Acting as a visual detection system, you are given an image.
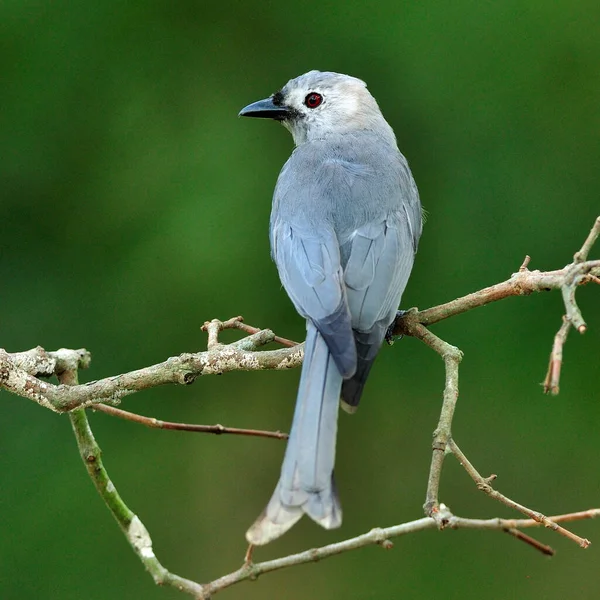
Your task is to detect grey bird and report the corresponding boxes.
[239,71,422,545]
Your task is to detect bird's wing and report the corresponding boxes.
[271,219,356,378]
[339,210,417,411]
[344,211,416,332]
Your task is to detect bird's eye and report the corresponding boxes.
[304,92,323,109]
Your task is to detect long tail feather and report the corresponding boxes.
[246,323,343,545]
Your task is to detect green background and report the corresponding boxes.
[1,1,599,598]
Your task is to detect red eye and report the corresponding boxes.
[304,92,323,108]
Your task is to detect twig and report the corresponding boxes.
[448,439,591,548]
[398,302,592,548]
[398,321,463,519]
[519,255,531,271]
[232,321,299,348]
[539,218,600,393]
[528,508,600,524]
[446,508,600,528]
[201,316,299,349]
[543,316,572,394]
[92,404,288,440]
[206,518,436,594]
[244,544,255,565]
[59,369,206,598]
[502,528,555,556]
[561,280,587,334]
[574,216,600,262]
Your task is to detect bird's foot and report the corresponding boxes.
[385,310,409,345]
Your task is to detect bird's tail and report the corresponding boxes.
[246,322,343,545]
[340,325,386,413]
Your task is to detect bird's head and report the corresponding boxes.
[239,70,395,145]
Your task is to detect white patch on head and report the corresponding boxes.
[277,71,395,146]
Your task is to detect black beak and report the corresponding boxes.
[238,97,290,120]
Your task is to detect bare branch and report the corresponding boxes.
[229,320,299,348]
[543,316,572,394]
[71,363,598,599]
[201,315,299,349]
[502,528,555,556]
[396,321,463,520]
[392,219,599,400]
[519,254,531,271]
[574,216,600,262]
[203,506,600,596]
[448,439,591,548]
[92,404,288,440]
[61,369,206,599]
[0,336,303,413]
[392,258,600,331]
[561,277,588,334]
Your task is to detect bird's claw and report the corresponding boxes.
[385,310,408,345]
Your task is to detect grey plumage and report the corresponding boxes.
[240,71,422,545]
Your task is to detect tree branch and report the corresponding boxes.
[392,258,600,331]
[203,506,600,597]
[2,217,599,598]
[92,403,288,440]
[543,316,572,394]
[574,215,600,263]
[64,357,599,598]
[61,369,206,598]
[0,326,304,412]
[448,439,591,548]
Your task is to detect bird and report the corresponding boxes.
[239,71,422,545]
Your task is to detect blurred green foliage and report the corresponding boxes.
[1,1,599,598]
